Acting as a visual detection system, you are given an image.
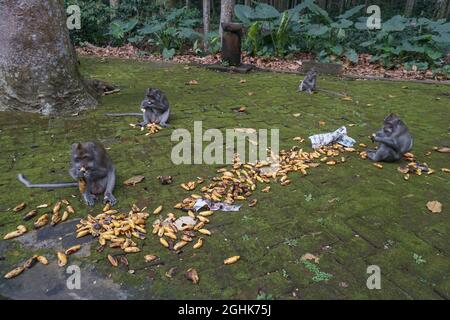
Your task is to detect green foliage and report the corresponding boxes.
[413,253,427,265]
[235,2,449,69]
[301,261,333,282]
[135,7,202,57]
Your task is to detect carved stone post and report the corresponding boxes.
[221,23,243,66]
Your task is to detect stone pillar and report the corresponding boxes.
[221,23,243,66]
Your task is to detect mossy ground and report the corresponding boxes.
[0,57,449,299]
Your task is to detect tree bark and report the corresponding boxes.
[404,0,415,17]
[220,0,235,40]
[245,0,252,6]
[203,0,211,51]
[110,0,120,19]
[0,0,97,115]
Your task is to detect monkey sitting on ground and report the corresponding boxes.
[18,141,116,206]
[105,88,170,127]
[298,68,318,94]
[367,113,413,162]
[298,67,347,97]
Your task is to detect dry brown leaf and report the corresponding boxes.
[186,268,199,284]
[426,201,442,213]
[187,80,198,85]
[436,147,450,153]
[123,175,145,186]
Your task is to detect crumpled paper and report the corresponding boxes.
[193,199,241,212]
[309,126,356,149]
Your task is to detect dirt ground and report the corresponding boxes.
[0,57,448,299]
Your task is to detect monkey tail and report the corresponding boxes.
[17,174,78,188]
[104,113,142,117]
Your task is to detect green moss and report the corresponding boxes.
[0,56,449,299]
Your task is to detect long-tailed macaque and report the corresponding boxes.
[367,114,413,162]
[105,88,170,127]
[298,68,318,94]
[18,142,116,206]
[298,68,347,97]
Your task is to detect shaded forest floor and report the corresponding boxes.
[77,43,450,81]
[0,57,449,299]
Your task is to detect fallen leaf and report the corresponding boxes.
[187,80,198,85]
[247,92,255,96]
[436,147,450,153]
[300,253,320,264]
[165,267,177,278]
[186,268,199,284]
[341,96,353,101]
[123,175,145,186]
[318,120,326,126]
[292,113,301,117]
[426,201,442,213]
[239,79,247,84]
[12,202,26,212]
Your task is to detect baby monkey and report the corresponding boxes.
[18,141,116,206]
[105,88,170,127]
[298,68,347,97]
[367,113,413,162]
[298,68,318,94]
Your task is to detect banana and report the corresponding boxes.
[193,238,203,249]
[124,247,140,253]
[78,178,86,193]
[224,256,240,265]
[198,229,211,236]
[57,252,68,267]
[36,256,49,265]
[107,254,118,267]
[4,266,25,279]
[34,214,49,229]
[153,205,163,215]
[198,210,214,217]
[65,245,81,255]
[61,211,70,222]
[160,237,169,248]
[173,241,188,251]
[144,254,158,262]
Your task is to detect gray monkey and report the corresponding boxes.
[298,68,317,94]
[105,88,170,128]
[367,114,413,162]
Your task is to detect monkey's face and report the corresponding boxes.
[71,144,95,179]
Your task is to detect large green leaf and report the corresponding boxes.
[162,48,175,60]
[331,19,353,29]
[345,49,358,63]
[306,24,329,36]
[432,32,450,43]
[382,15,407,32]
[338,5,365,20]
[254,3,280,20]
[234,4,255,24]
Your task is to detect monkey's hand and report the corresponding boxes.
[371,134,376,143]
[104,192,117,206]
[82,193,96,207]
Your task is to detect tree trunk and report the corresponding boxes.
[245,0,251,6]
[220,0,235,40]
[436,0,449,18]
[110,0,120,19]
[0,0,97,115]
[203,0,211,51]
[404,0,415,17]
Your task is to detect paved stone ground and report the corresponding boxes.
[0,57,448,299]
